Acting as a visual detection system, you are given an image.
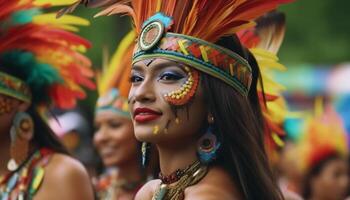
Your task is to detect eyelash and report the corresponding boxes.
[130,74,143,83]
[159,72,184,81]
[130,71,184,83]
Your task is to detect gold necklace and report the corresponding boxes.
[152,161,208,200]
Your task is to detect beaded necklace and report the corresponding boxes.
[0,148,53,200]
[95,171,144,200]
[152,161,208,200]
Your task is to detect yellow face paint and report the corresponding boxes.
[153,125,160,135]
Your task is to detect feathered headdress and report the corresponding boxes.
[61,0,293,96]
[0,0,95,109]
[287,98,349,173]
[298,107,348,173]
[95,30,136,117]
[238,11,288,155]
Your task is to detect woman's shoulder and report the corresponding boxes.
[185,166,243,200]
[135,179,161,200]
[45,153,87,176]
[34,153,94,200]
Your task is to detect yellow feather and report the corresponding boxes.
[156,0,162,12]
[314,96,324,117]
[272,133,285,147]
[99,30,136,95]
[34,0,77,6]
[251,48,278,61]
[33,13,90,26]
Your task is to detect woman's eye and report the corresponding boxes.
[159,72,184,81]
[108,121,121,129]
[130,74,143,83]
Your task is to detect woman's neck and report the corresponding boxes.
[156,139,198,175]
[116,159,143,183]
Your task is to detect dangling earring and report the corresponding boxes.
[141,142,151,168]
[197,114,221,164]
[7,112,34,171]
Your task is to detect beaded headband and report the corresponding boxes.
[0,71,31,103]
[96,88,129,117]
[133,13,253,96]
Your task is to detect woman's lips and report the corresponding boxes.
[133,107,162,123]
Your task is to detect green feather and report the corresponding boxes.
[11,8,41,25]
[0,50,62,105]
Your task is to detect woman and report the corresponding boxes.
[87,1,294,199]
[65,0,294,199]
[0,0,95,199]
[93,31,148,199]
[299,108,349,200]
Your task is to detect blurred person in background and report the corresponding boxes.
[298,106,349,200]
[0,0,95,199]
[278,141,304,200]
[93,31,150,200]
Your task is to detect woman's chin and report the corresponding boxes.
[102,159,119,167]
[134,127,162,142]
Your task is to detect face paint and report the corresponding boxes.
[129,59,207,142]
[164,67,199,106]
[143,58,156,67]
[153,125,160,135]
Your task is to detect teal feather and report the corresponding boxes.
[11,8,41,25]
[142,12,173,28]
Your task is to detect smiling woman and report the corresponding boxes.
[130,59,206,144]
[71,0,294,199]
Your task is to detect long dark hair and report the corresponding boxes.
[200,35,283,200]
[0,65,69,155]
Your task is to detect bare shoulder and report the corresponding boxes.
[185,167,242,200]
[34,153,94,200]
[135,179,161,200]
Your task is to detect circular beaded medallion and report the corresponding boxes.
[139,21,164,51]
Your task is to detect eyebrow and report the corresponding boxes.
[132,60,187,73]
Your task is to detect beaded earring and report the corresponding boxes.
[7,112,34,171]
[141,142,151,168]
[197,114,221,164]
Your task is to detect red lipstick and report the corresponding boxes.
[133,107,162,123]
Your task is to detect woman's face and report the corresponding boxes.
[128,58,207,146]
[311,158,349,200]
[94,111,138,167]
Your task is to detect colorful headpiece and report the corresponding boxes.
[286,98,349,173]
[238,12,289,154]
[0,0,95,109]
[298,107,348,172]
[96,31,136,117]
[91,0,293,96]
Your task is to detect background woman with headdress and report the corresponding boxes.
[62,0,294,199]
[297,104,349,200]
[93,31,150,200]
[0,0,95,199]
